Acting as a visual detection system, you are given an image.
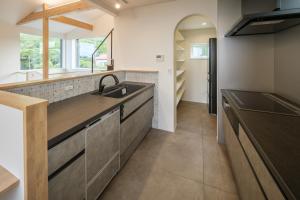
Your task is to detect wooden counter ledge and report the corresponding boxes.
[0,165,19,195]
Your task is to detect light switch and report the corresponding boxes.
[156,55,164,63]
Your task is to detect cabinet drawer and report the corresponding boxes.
[121,98,153,154]
[239,126,285,200]
[87,153,119,200]
[121,98,153,166]
[49,153,85,200]
[223,110,265,200]
[122,87,154,119]
[86,109,120,183]
[48,130,85,176]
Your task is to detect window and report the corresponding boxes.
[190,43,209,59]
[76,38,107,70]
[20,33,63,70]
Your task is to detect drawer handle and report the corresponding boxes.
[48,149,85,181]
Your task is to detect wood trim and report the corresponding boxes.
[0,166,19,195]
[0,91,48,199]
[43,4,49,80]
[0,90,48,110]
[23,101,48,200]
[17,1,91,25]
[51,16,93,31]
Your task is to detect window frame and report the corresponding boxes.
[75,37,108,71]
[20,33,64,71]
[190,43,209,60]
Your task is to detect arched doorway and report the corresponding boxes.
[173,14,217,129]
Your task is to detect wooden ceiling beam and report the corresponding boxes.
[51,16,93,31]
[17,1,91,25]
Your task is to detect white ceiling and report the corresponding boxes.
[0,0,175,34]
[22,9,106,34]
[178,15,215,30]
[0,0,106,34]
[91,0,175,11]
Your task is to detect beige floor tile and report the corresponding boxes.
[100,101,239,200]
[204,185,239,200]
[203,135,237,193]
[154,141,204,183]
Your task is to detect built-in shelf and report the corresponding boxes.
[176,70,184,77]
[176,78,185,91]
[175,29,185,107]
[176,45,184,51]
[175,30,184,42]
[176,86,185,106]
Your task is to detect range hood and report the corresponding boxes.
[226,0,300,37]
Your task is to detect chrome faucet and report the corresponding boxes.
[98,74,120,94]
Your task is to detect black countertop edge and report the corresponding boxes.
[221,89,296,200]
[48,82,155,149]
[47,105,120,149]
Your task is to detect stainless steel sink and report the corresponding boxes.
[92,83,145,98]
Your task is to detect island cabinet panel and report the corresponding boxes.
[86,109,120,200]
[121,98,154,166]
[49,154,85,200]
[48,130,85,175]
[223,110,265,200]
[48,129,86,200]
[239,126,285,200]
[122,87,154,119]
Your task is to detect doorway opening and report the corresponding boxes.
[174,15,217,129]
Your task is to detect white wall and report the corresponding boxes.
[0,20,22,79]
[65,14,114,40]
[274,25,300,104]
[217,0,275,142]
[181,28,216,103]
[114,0,218,132]
[0,105,24,200]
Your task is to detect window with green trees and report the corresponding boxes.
[20,33,62,70]
[76,38,107,70]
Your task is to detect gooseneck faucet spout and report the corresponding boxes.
[98,74,120,94]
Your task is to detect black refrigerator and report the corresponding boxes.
[208,38,217,115]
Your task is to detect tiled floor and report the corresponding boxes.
[100,101,239,200]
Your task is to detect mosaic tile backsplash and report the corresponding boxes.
[7,71,159,128]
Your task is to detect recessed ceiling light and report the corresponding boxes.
[202,22,207,26]
[115,3,121,9]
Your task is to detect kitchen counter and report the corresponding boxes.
[222,90,300,200]
[48,82,154,149]
[0,166,19,195]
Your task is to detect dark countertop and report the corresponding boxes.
[222,90,300,200]
[48,82,154,149]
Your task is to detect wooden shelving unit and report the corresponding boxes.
[175,30,186,106]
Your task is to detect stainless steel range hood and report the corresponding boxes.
[225,0,300,37]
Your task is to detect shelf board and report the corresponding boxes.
[176,87,185,106]
[176,45,184,51]
[176,60,185,62]
[175,30,185,41]
[176,78,185,91]
[176,70,184,77]
[0,166,19,195]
